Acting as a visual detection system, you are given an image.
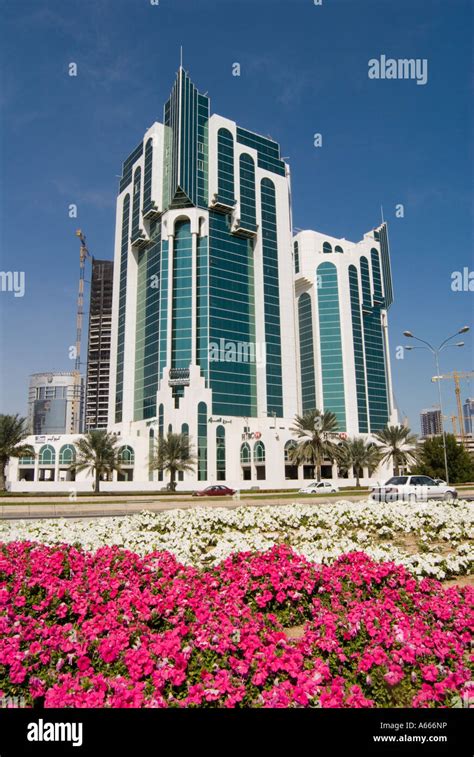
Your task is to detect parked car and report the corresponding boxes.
[192,485,236,497]
[370,475,458,503]
[298,481,339,495]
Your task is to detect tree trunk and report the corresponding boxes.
[356,471,360,488]
[169,468,176,492]
[94,470,101,494]
[0,463,6,492]
[316,463,321,483]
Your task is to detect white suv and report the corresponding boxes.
[299,481,339,495]
[371,475,458,503]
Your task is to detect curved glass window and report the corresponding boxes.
[261,177,283,416]
[39,445,55,465]
[371,248,384,303]
[217,128,235,206]
[171,220,192,368]
[19,446,35,465]
[181,423,189,436]
[240,442,251,464]
[334,245,344,254]
[118,445,135,465]
[284,440,297,463]
[322,241,332,254]
[254,440,266,463]
[239,154,257,231]
[115,193,130,422]
[317,262,346,429]
[59,445,76,465]
[349,265,368,433]
[298,292,316,414]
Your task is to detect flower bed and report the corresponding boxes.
[0,542,472,708]
[1,500,472,579]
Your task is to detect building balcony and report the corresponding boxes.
[143,202,160,220]
[130,228,148,249]
[210,193,235,214]
[231,218,258,239]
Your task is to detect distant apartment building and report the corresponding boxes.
[85,259,113,431]
[28,372,84,436]
[420,408,442,438]
[463,398,474,435]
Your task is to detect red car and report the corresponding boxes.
[192,485,236,497]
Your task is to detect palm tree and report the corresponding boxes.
[151,432,196,492]
[0,414,32,492]
[372,425,418,477]
[70,430,122,493]
[336,437,382,488]
[289,409,340,482]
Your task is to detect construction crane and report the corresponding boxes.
[72,230,91,433]
[432,371,474,448]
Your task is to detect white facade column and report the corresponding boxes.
[166,233,174,368]
[191,231,198,365]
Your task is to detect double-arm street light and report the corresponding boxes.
[403,326,470,485]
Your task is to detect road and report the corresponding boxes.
[0,489,473,520]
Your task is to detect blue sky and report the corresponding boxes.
[0,0,472,432]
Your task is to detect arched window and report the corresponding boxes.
[59,445,76,466]
[158,404,164,437]
[118,445,135,465]
[239,153,257,231]
[334,245,344,254]
[240,442,251,465]
[216,425,226,481]
[284,440,297,463]
[181,423,189,436]
[254,441,266,464]
[39,445,55,465]
[19,447,35,465]
[322,241,332,254]
[197,402,208,481]
[217,128,235,206]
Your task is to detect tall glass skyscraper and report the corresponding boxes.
[294,224,397,435]
[10,67,399,492]
[108,66,299,482]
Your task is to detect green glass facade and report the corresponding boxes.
[239,154,257,233]
[298,292,316,413]
[171,220,193,369]
[134,219,161,420]
[115,193,130,422]
[217,128,235,207]
[196,234,209,382]
[360,256,389,431]
[208,211,257,417]
[317,261,346,429]
[261,178,283,416]
[348,264,368,433]
[236,128,286,176]
[374,223,393,307]
[163,68,209,210]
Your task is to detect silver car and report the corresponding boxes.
[371,475,458,503]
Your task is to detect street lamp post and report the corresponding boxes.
[403,326,469,485]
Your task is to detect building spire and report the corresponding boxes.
[180,45,183,69]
